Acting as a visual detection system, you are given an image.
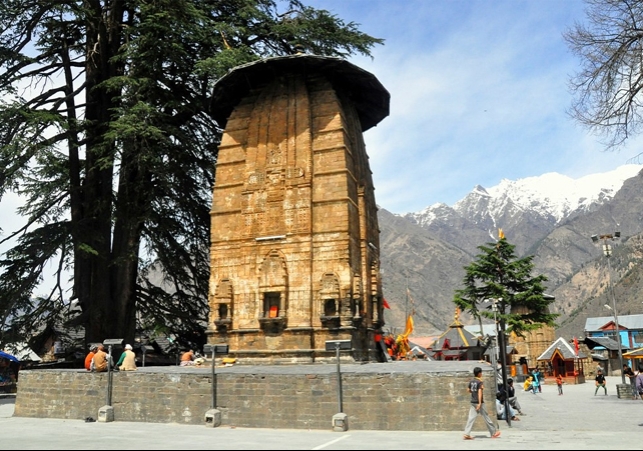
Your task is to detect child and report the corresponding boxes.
[556,374,563,395]
[531,371,540,394]
[463,366,501,440]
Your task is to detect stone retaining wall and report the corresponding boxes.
[13,362,498,431]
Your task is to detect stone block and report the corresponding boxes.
[204,408,222,427]
[332,412,348,432]
[97,405,114,423]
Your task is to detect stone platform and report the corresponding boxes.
[13,360,498,431]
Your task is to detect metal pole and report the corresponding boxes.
[489,335,498,397]
[606,251,626,384]
[211,348,217,409]
[142,348,146,368]
[106,345,113,406]
[336,343,343,413]
[492,305,498,396]
[497,303,511,427]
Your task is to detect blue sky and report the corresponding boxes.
[305,0,643,214]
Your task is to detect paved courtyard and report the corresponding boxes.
[1,375,641,449]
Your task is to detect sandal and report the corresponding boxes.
[511,416,520,421]
[492,431,501,438]
[463,435,474,440]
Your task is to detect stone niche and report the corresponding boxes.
[206,54,390,364]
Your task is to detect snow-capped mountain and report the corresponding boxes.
[409,164,642,226]
[401,164,643,255]
[378,164,643,337]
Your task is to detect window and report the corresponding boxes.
[324,299,337,316]
[264,292,280,318]
[218,304,228,320]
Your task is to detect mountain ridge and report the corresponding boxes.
[379,164,643,338]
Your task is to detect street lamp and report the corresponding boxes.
[591,232,626,385]
[482,299,500,394]
[485,298,511,426]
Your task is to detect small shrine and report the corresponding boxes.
[536,337,586,384]
[431,309,486,361]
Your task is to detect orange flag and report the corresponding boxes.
[403,315,414,338]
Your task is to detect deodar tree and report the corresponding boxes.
[453,235,558,339]
[0,0,383,349]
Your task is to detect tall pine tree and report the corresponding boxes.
[0,0,383,350]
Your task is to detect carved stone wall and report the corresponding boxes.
[207,56,389,363]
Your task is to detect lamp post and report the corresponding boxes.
[591,232,626,385]
[482,298,500,397]
[495,300,512,426]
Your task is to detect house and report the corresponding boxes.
[537,337,587,384]
[584,314,643,375]
[583,335,630,376]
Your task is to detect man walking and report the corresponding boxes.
[463,366,501,440]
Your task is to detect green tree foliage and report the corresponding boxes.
[565,0,643,156]
[453,237,558,338]
[0,0,383,349]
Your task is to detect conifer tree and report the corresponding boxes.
[454,233,558,421]
[453,235,558,339]
[0,0,383,349]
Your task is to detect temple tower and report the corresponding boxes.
[206,54,390,363]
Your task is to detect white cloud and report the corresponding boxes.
[306,0,640,214]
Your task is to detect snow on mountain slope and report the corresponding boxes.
[476,164,643,222]
[412,164,643,225]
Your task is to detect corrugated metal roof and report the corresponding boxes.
[583,336,630,351]
[463,324,497,337]
[584,314,643,332]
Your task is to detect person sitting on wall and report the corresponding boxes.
[180,349,196,366]
[91,345,108,372]
[84,345,97,371]
[116,344,137,371]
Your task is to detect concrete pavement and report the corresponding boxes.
[1,375,641,449]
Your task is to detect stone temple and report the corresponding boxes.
[206,54,390,364]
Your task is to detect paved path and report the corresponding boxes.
[1,376,641,449]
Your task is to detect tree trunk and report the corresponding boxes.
[80,0,126,344]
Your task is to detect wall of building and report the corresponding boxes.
[14,363,498,431]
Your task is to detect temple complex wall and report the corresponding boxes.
[13,362,496,431]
